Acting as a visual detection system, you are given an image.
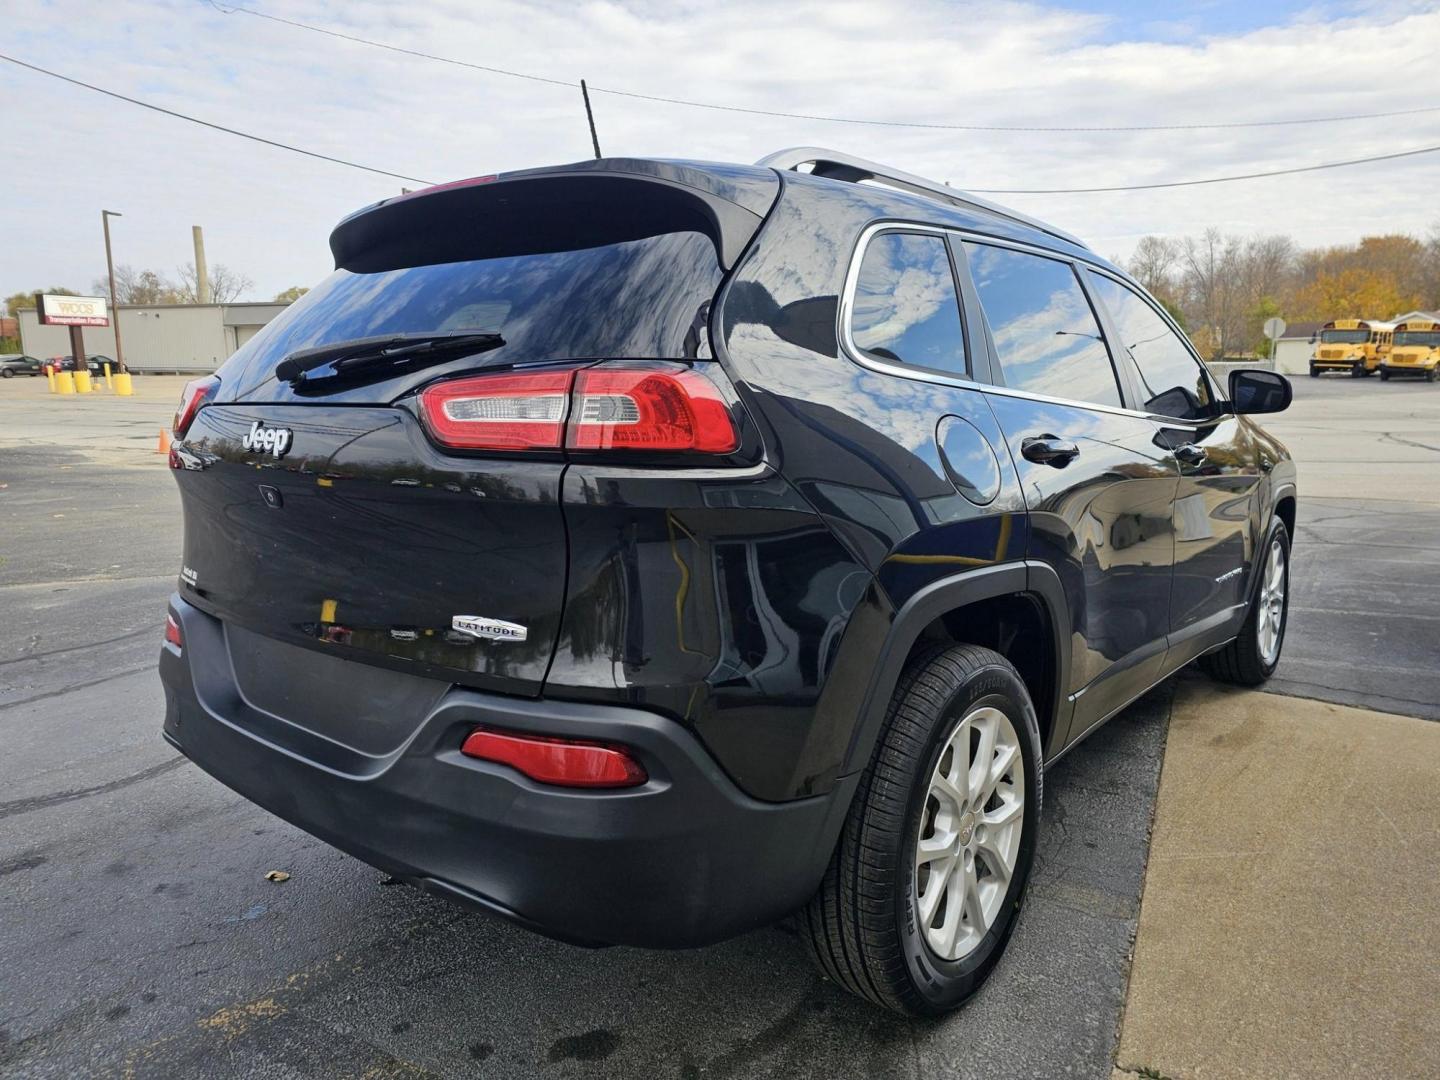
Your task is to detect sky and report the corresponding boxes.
[3,0,1439,305]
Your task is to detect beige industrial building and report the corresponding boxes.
[18,301,289,373]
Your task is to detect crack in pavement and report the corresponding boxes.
[0,664,155,710]
[0,755,188,820]
[0,625,158,666]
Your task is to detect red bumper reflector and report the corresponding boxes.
[460,728,647,788]
[164,613,183,649]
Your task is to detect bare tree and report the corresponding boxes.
[1180,229,1246,359]
[93,265,183,305]
[1128,236,1180,301]
[176,262,254,304]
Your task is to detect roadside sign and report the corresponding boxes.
[1263,316,1287,341]
[36,294,109,327]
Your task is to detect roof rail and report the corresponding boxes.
[755,147,1088,250]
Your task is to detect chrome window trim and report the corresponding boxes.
[837,222,976,389]
[837,221,1225,427]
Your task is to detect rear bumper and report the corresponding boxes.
[1380,364,1435,376]
[159,594,854,948]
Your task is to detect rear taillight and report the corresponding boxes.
[569,368,739,453]
[173,375,220,436]
[418,370,572,450]
[416,364,740,455]
[460,728,647,788]
[164,613,183,651]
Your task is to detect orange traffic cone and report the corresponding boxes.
[156,427,172,455]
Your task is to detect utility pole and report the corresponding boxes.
[192,225,211,304]
[580,79,602,159]
[101,210,126,373]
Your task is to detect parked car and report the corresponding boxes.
[0,354,44,377]
[159,149,1297,1016]
[50,354,117,374]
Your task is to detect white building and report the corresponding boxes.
[1272,321,1323,376]
[18,301,288,373]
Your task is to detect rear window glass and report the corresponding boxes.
[224,231,722,378]
[850,232,967,376]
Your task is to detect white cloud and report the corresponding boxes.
[3,0,1439,303]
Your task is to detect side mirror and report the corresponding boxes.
[1229,369,1291,415]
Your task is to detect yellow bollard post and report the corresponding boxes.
[114,371,134,396]
[103,362,113,389]
[75,370,93,393]
[46,366,56,393]
[56,370,76,394]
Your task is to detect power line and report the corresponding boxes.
[0,53,434,185]
[209,0,1440,134]
[4,49,1437,196]
[971,143,1440,193]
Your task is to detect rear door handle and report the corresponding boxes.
[1174,443,1208,467]
[1021,434,1080,466]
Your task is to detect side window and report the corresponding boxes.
[1085,271,1214,421]
[850,232,967,376]
[963,242,1121,408]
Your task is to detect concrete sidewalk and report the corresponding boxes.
[1114,680,1440,1079]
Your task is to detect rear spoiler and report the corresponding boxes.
[330,158,780,274]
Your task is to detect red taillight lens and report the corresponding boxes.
[568,368,739,453]
[164,613,183,650]
[418,370,574,450]
[173,375,220,436]
[460,728,647,788]
[417,364,740,455]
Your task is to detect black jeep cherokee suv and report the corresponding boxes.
[159,148,1296,1015]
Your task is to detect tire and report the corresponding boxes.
[1380,369,1391,381]
[1200,520,1290,686]
[801,644,1042,1016]
[1,369,12,378]
[1308,366,1319,378]
[1350,364,1364,378]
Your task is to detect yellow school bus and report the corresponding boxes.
[1309,319,1394,377]
[1381,320,1440,382]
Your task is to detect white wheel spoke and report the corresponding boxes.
[977,838,1013,888]
[917,855,954,927]
[984,743,1019,801]
[938,861,967,954]
[916,833,953,868]
[932,770,967,812]
[983,795,1023,829]
[967,714,998,804]
[960,855,985,933]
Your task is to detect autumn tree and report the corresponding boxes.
[273,286,309,303]
[1289,268,1422,324]
[5,287,77,316]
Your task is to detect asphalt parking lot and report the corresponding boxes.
[2,373,1437,1078]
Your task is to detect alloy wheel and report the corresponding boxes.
[1257,537,1287,666]
[914,705,1025,961]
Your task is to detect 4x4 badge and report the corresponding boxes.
[452,615,528,643]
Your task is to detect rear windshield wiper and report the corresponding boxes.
[275,331,505,389]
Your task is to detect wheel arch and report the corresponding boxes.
[839,561,1073,778]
